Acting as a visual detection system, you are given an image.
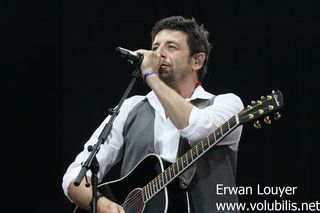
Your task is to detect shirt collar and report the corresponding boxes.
[187,85,214,101]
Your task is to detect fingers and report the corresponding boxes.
[97,197,125,213]
[119,206,125,213]
[135,49,148,55]
[135,49,163,73]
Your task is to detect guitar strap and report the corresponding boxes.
[177,96,216,189]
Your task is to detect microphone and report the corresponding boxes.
[115,47,143,64]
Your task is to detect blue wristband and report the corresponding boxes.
[143,71,156,80]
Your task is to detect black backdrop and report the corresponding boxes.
[2,0,319,212]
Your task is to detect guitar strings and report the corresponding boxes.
[120,116,236,211]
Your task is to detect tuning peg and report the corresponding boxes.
[254,120,261,129]
[267,95,273,100]
[264,116,272,125]
[272,90,275,94]
[268,105,274,111]
[258,109,264,115]
[249,114,254,119]
[257,100,262,105]
[251,100,256,105]
[274,112,281,120]
[247,105,253,109]
[260,96,265,100]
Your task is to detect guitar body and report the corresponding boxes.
[75,154,180,213]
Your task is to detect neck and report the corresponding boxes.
[171,78,198,99]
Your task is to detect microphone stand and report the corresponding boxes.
[74,55,143,213]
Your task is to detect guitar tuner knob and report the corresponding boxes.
[258,109,264,115]
[268,105,274,110]
[274,112,281,120]
[254,120,262,129]
[260,96,265,100]
[267,95,273,100]
[249,114,254,119]
[251,100,256,105]
[247,105,253,109]
[264,116,272,125]
[257,100,262,105]
[272,90,275,94]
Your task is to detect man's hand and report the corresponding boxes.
[97,197,125,213]
[135,49,163,75]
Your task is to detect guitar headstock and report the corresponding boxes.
[238,90,284,128]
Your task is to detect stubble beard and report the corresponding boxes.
[159,68,189,90]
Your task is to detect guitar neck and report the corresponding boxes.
[142,115,240,202]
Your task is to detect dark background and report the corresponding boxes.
[1,0,319,212]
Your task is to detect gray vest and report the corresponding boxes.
[121,97,239,213]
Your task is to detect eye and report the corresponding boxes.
[168,45,177,50]
[152,46,158,51]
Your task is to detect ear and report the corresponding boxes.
[192,52,205,71]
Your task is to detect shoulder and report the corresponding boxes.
[123,95,146,107]
[215,93,242,102]
[214,93,244,110]
[119,95,146,112]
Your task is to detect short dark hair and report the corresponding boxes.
[151,16,212,81]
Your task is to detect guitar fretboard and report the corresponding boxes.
[142,115,239,202]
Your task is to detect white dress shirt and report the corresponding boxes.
[62,86,243,198]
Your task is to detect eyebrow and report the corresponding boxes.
[152,40,180,48]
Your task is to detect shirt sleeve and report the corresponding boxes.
[180,93,244,148]
[62,96,145,199]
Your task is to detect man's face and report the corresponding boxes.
[152,29,193,87]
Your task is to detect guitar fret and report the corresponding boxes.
[147,183,151,199]
[142,186,147,201]
[171,164,175,176]
[158,176,161,190]
[175,162,179,174]
[156,176,161,190]
[149,182,152,198]
[203,137,209,149]
[201,140,204,153]
[195,144,200,156]
[213,130,217,142]
[181,157,185,170]
[215,127,222,140]
[189,148,193,160]
[232,116,236,126]
[209,133,215,145]
[149,183,152,198]
[182,155,187,168]
[145,188,148,201]
[222,122,229,135]
[164,170,168,184]
[191,146,197,159]
[159,173,163,188]
[150,181,154,195]
[169,165,173,179]
[145,184,148,200]
[177,158,182,172]
[187,151,192,163]
[153,180,157,193]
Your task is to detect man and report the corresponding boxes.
[63,16,243,213]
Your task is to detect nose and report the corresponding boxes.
[155,46,167,59]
